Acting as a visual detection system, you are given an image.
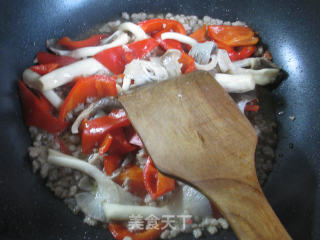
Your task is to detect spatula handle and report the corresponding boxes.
[198,179,292,240]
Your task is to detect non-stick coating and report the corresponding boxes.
[0,0,319,239]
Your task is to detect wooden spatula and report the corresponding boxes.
[119,71,291,240]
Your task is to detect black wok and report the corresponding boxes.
[0,0,319,239]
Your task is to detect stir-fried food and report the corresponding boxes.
[21,12,280,239]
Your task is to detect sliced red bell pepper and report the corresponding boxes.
[59,75,117,121]
[57,34,107,50]
[54,136,71,155]
[108,128,137,156]
[216,42,256,61]
[36,51,78,67]
[143,157,175,200]
[104,155,123,175]
[208,25,259,47]
[99,133,113,156]
[179,52,196,74]
[113,164,147,198]
[94,38,159,74]
[81,109,131,154]
[189,24,207,42]
[244,104,260,112]
[109,222,163,240]
[124,125,144,148]
[138,19,186,35]
[30,63,59,75]
[18,81,67,134]
[228,46,256,61]
[244,99,260,112]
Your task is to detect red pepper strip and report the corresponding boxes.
[244,99,260,112]
[54,136,71,155]
[179,52,196,74]
[143,157,175,200]
[94,38,159,74]
[216,42,256,61]
[189,24,207,42]
[36,51,78,67]
[18,81,67,134]
[57,34,107,50]
[113,164,147,198]
[109,222,163,240]
[244,104,260,112]
[98,133,113,156]
[59,75,117,121]
[138,19,186,35]
[30,63,59,75]
[104,155,123,175]
[81,109,131,154]
[152,29,184,52]
[207,25,259,47]
[124,125,144,148]
[228,46,256,61]
[108,128,137,156]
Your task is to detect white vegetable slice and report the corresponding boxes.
[189,41,216,64]
[161,32,198,47]
[41,90,63,108]
[71,97,121,134]
[213,73,255,93]
[104,184,214,221]
[104,204,170,221]
[160,49,182,78]
[175,184,213,218]
[22,69,63,108]
[217,49,233,73]
[75,192,106,221]
[195,57,218,71]
[230,68,280,86]
[118,22,149,41]
[122,59,168,91]
[47,32,130,58]
[47,149,140,205]
[38,58,110,91]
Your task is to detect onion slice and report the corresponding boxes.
[161,32,198,47]
[71,97,122,134]
[118,22,148,41]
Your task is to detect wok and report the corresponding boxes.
[0,0,319,239]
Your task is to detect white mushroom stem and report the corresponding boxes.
[213,73,255,93]
[230,68,280,86]
[48,149,109,184]
[38,58,110,91]
[42,90,63,108]
[161,32,198,47]
[22,69,63,108]
[103,204,170,221]
[48,149,140,205]
[118,22,149,41]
